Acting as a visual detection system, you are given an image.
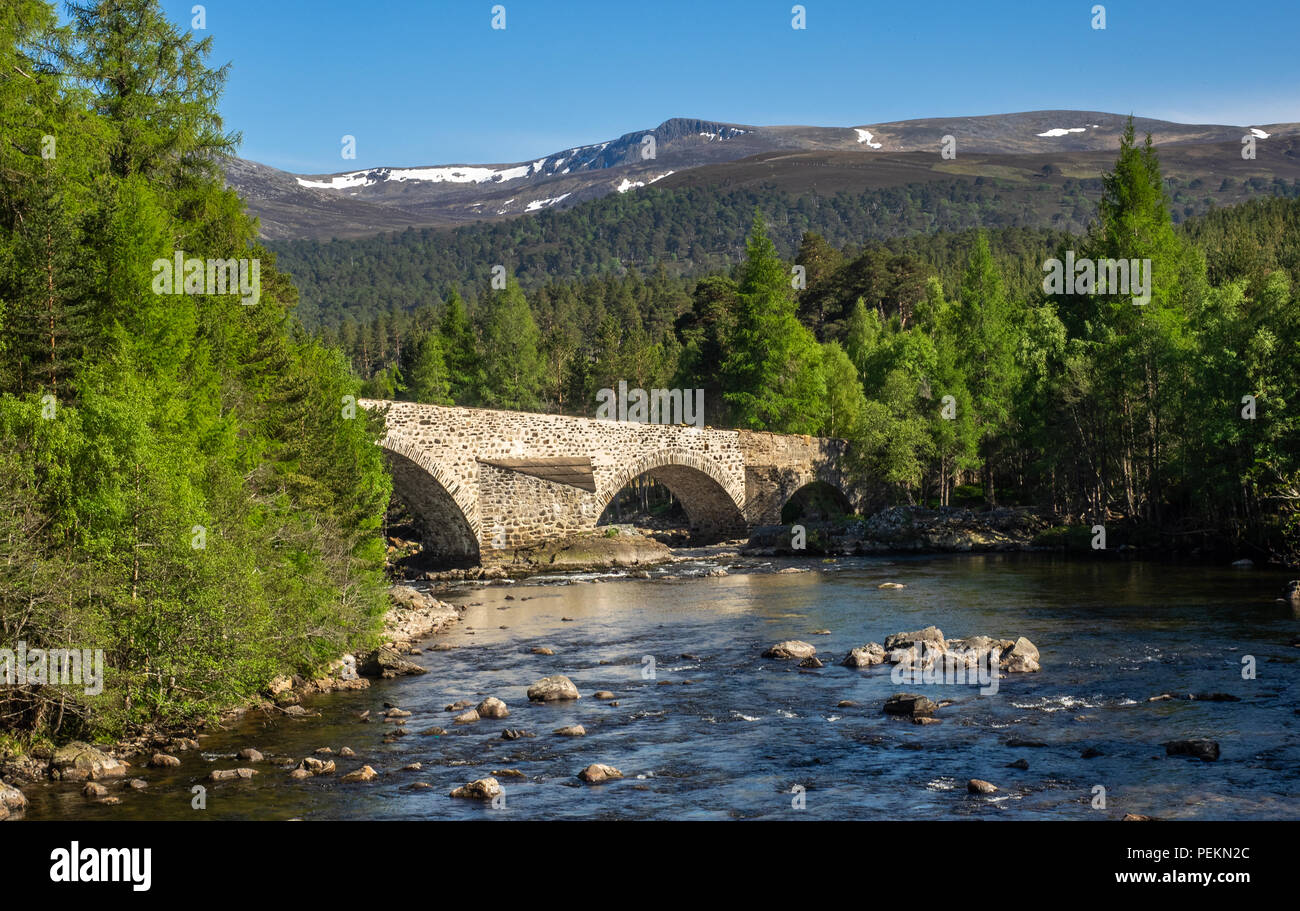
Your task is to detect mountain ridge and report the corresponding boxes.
[227,111,1298,241]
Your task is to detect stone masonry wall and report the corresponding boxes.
[361,400,848,560]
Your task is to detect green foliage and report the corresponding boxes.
[721,214,826,434]
[478,279,546,410]
[0,0,390,740]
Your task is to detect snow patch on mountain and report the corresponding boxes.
[297,163,534,190]
[697,128,748,142]
[616,171,676,193]
[1036,127,1088,137]
[525,193,571,212]
[1249,127,1270,138]
[854,128,882,149]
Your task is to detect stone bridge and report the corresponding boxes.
[360,400,851,563]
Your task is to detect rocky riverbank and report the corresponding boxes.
[746,506,1048,556]
[0,584,462,818]
[482,525,674,572]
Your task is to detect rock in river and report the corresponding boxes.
[842,642,888,668]
[450,777,502,800]
[883,693,937,719]
[578,763,623,784]
[762,640,817,660]
[341,765,378,782]
[50,742,127,781]
[0,780,28,820]
[967,779,999,794]
[527,675,581,702]
[1165,739,1220,762]
[883,626,945,651]
[999,637,1041,673]
[476,697,509,719]
[359,647,427,679]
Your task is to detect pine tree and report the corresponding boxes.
[438,291,480,404]
[722,214,825,434]
[479,279,545,411]
[952,232,1020,505]
[400,329,452,404]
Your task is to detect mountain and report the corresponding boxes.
[227,111,1299,241]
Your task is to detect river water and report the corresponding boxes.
[20,553,1300,820]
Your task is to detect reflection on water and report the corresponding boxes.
[20,553,1300,820]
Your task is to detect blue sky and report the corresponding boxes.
[152,0,1300,173]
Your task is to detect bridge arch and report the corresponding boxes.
[597,448,747,539]
[381,438,480,562]
[780,479,853,523]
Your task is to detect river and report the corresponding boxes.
[19,553,1300,820]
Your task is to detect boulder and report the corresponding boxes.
[449,777,502,800]
[883,626,945,651]
[1284,580,1300,604]
[476,697,509,719]
[502,729,535,740]
[798,656,824,668]
[358,647,427,679]
[50,742,127,781]
[842,642,888,668]
[877,582,907,590]
[527,675,581,702]
[0,780,28,820]
[453,709,480,724]
[577,763,623,784]
[82,782,110,799]
[1164,739,1220,762]
[297,757,335,776]
[762,640,817,660]
[553,724,586,737]
[1000,637,1041,673]
[945,636,1011,667]
[341,765,378,782]
[208,768,257,782]
[592,690,615,700]
[267,675,294,696]
[148,753,181,769]
[967,779,998,794]
[883,693,937,718]
[236,748,263,762]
